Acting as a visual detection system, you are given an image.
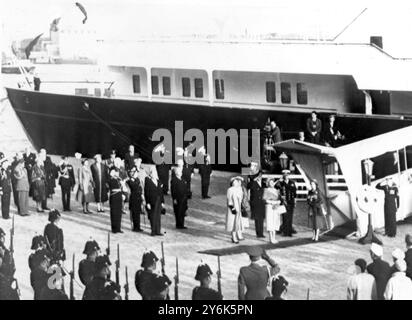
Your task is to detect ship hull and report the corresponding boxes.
[5,88,412,169]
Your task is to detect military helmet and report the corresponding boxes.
[141,250,159,268]
[48,209,61,222]
[83,240,100,255]
[31,235,46,250]
[195,263,213,281]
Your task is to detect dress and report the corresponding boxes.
[31,164,46,202]
[307,189,325,230]
[263,187,281,232]
[91,163,109,203]
[226,185,244,232]
[76,166,95,204]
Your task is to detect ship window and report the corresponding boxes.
[194,78,203,98]
[297,83,308,105]
[94,88,101,97]
[182,77,191,97]
[162,77,171,96]
[132,75,141,94]
[75,88,88,96]
[281,82,291,104]
[151,76,159,95]
[215,79,224,99]
[266,81,276,103]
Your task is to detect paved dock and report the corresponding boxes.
[1,96,412,300]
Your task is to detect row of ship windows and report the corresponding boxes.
[132,75,306,104]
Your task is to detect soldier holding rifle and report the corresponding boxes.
[192,262,223,300]
[0,227,19,300]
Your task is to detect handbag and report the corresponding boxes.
[277,205,287,215]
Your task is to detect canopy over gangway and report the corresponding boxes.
[274,125,412,235]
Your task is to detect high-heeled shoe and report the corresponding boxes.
[231,238,239,244]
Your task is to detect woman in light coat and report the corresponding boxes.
[226,176,244,244]
[76,159,95,214]
[263,178,282,244]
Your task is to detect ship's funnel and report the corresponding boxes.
[370,36,383,49]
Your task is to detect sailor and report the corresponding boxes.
[135,250,171,300]
[58,156,75,212]
[28,235,48,271]
[79,239,100,286]
[367,243,391,300]
[0,158,12,219]
[171,167,188,229]
[44,209,66,264]
[249,170,266,238]
[376,177,399,237]
[127,167,144,232]
[83,256,121,300]
[306,111,322,144]
[192,263,223,300]
[198,149,213,199]
[30,251,50,300]
[108,167,124,233]
[155,144,171,195]
[275,170,297,237]
[144,166,165,236]
[238,247,280,300]
[124,145,139,172]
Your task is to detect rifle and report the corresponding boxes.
[9,214,20,299]
[161,241,165,275]
[70,254,75,300]
[106,232,110,257]
[115,243,120,287]
[124,266,129,301]
[307,288,310,300]
[217,256,222,296]
[174,257,179,300]
[10,214,14,261]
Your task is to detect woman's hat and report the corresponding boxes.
[230,176,244,184]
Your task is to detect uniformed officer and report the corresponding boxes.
[28,235,48,271]
[155,144,171,195]
[83,255,121,300]
[108,167,124,234]
[0,228,19,300]
[376,177,400,237]
[0,158,12,219]
[192,263,223,300]
[238,247,280,300]
[58,156,75,212]
[198,152,213,199]
[127,167,144,232]
[44,209,66,264]
[144,167,165,236]
[171,167,188,229]
[135,250,171,300]
[275,170,297,237]
[79,239,100,286]
[30,251,50,300]
[0,228,15,279]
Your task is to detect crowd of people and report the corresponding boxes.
[347,240,412,300]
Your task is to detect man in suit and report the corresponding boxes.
[367,243,391,300]
[155,144,171,196]
[91,154,109,213]
[405,234,412,279]
[171,167,188,229]
[249,171,265,238]
[144,166,164,236]
[58,156,75,212]
[238,247,280,300]
[198,153,212,199]
[124,145,139,172]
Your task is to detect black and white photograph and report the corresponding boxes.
[2,0,412,305]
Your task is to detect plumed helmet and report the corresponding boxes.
[48,209,61,222]
[141,250,159,268]
[31,235,46,250]
[83,240,100,255]
[195,263,213,281]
